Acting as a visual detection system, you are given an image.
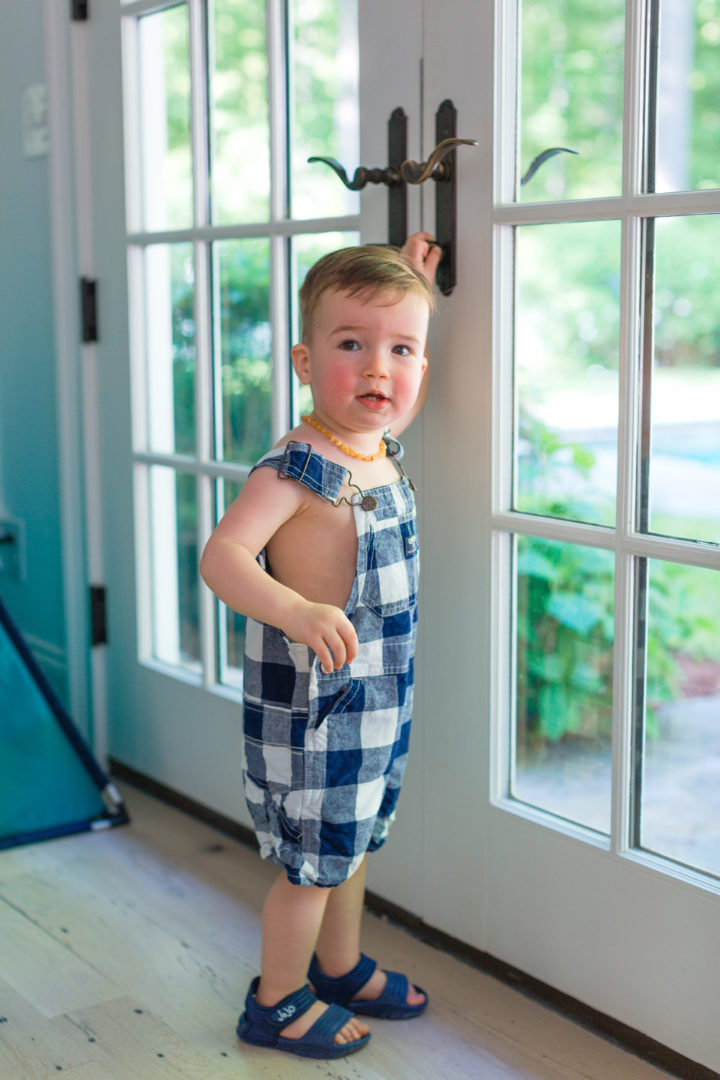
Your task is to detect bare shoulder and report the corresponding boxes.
[209,460,311,557]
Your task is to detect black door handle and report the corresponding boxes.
[307,100,478,295]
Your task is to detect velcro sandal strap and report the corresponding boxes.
[266,984,316,1027]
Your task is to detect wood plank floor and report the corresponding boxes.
[0,783,675,1080]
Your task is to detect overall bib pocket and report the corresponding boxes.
[361,516,419,618]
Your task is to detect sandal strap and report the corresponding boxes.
[301,1001,357,1044]
[250,979,317,1028]
[309,952,377,1002]
[382,969,410,1002]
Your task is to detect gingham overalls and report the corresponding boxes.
[241,438,419,887]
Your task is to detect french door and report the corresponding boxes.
[82,0,719,1070]
[411,0,719,1072]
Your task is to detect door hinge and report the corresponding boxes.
[90,585,108,646]
[80,277,99,343]
[71,0,89,21]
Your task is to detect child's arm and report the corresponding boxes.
[389,232,440,436]
[199,467,358,673]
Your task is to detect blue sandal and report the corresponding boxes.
[236,977,370,1059]
[309,953,428,1020]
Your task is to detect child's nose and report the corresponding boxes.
[364,349,389,378]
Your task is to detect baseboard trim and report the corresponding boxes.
[110,759,718,1080]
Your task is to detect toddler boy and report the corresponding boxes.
[200,233,440,1058]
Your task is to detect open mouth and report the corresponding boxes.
[360,392,388,402]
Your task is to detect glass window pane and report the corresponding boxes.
[647,216,720,544]
[291,0,359,218]
[514,221,621,526]
[214,238,272,464]
[148,468,200,672]
[291,231,359,417]
[654,1,720,193]
[144,244,196,456]
[519,0,625,201]
[138,5,193,231]
[218,479,247,690]
[638,559,720,877]
[210,0,270,224]
[514,536,615,833]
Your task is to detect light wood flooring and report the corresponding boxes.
[0,782,676,1080]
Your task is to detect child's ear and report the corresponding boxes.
[291,343,311,385]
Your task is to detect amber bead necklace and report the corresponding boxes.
[301,414,387,462]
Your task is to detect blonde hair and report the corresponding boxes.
[299,244,435,342]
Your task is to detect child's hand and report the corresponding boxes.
[282,600,359,674]
[403,231,442,286]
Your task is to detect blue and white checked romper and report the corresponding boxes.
[241,438,419,887]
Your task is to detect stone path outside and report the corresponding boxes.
[514,691,720,880]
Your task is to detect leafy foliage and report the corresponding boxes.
[521,0,625,200]
[517,428,719,746]
[517,532,614,748]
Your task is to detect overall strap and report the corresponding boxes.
[251,442,349,505]
[382,433,415,488]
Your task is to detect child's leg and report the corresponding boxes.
[314,856,425,1007]
[314,854,368,974]
[255,870,370,1044]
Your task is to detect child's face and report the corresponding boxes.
[291,288,429,433]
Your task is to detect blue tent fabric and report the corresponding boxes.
[0,594,128,850]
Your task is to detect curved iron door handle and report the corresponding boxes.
[401,137,478,184]
[307,156,402,190]
[306,102,479,295]
[307,107,408,247]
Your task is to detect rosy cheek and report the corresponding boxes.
[325,367,357,398]
[395,370,423,407]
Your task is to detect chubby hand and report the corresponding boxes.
[282,600,359,674]
[403,231,443,286]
